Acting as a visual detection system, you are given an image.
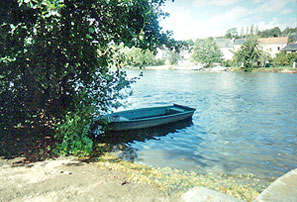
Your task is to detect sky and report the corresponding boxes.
[160,0,297,40]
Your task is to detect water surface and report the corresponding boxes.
[114,70,297,180]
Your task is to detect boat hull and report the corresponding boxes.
[107,104,195,131]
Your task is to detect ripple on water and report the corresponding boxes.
[116,70,297,182]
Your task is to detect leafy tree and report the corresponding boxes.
[240,27,244,37]
[123,46,163,68]
[273,52,289,66]
[255,25,259,35]
[0,0,172,155]
[281,27,297,43]
[167,49,180,65]
[191,37,223,67]
[258,26,281,37]
[233,37,263,71]
[225,27,238,39]
[250,25,254,35]
[273,52,297,67]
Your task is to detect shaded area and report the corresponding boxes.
[0,127,57,163]
[94,118,194,162]
[97,118,193,144]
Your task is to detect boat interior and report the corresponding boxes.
[113,106,186,121]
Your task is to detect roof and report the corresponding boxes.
[215,39,233,48]
[282,44,297,51]
[258,37,288,45]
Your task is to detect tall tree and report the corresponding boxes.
[255,25,259,35]
[240,27,244,37]
[246,26,249,38]
[234,37,263,71]
[225,27,238,39]
[0,0,173,155]
[191,37,223,67]
[250,25,254,35]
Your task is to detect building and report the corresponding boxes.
[233,39,246,52]
[258,37,288,57]
[215,39,234,60]
[282,44,297,54]
[215,38,246,60]
[215,37,289,61]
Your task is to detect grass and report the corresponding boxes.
[88,145,272,202]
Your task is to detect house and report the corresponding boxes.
[215,37,289,61]
[258,37,288,57]
[215,38,246,60]
[282,44,297,53]
[233,39,246,52]
[215,39,234,60]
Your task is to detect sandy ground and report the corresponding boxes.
[0,157,181,202]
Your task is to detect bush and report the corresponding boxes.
[273,52,297,67]
[273,52,289,66]
[287,53,297,65]
[222,60,234,67]
[54,106,94,156]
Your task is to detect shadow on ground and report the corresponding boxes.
[0,119,193,165]
[0,126,57,164]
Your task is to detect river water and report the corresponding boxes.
[114,69,297,180]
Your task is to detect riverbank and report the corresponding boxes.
[0,152,267,202]
[125,65,297,73]
[0,156,179,202]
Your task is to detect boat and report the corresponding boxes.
[105,104,195,131]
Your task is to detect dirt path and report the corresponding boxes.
[0,157,180,202]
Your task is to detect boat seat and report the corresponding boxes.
[113,116,129,121]
[169,107,185,112]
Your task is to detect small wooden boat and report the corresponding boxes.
[106,104,195,131]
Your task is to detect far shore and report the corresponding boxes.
[123,65,297,73]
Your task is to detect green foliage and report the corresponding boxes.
[273,52,297,66]
[166,50,180,65]
[123,47,164,68]
[191,37,223,67]
[257,27,282,38]
[54,106,94,156]
[225,27,238,39]
[222,60,234,67]
[273,52,289,66]
[233,37,263,71]
[1,0,172,155]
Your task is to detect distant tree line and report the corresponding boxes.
[119,26,297,71]
[224,26,297,42]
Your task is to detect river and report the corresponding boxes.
[113,69,297,181]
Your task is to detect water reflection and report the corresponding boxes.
[97,119,193,161]
[99,118,193,144]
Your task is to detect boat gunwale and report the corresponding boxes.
[111,105,195,123]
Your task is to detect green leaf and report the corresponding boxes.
[89,27,95,33]
[86,34,92,39]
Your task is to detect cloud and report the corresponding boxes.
[160,0,296,40]
[160,6,250,40]
[253,0,264,3]
[160,8,199,39]
[252,0,295,13]
[257,17,293,31]
[280,9,293,15]
[194,0,241,7]
[208,6,249,25]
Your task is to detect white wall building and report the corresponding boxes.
[258,37,288,57]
